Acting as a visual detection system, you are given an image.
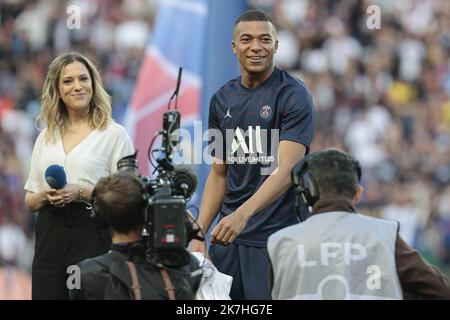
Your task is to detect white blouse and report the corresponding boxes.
[24,121,134,193]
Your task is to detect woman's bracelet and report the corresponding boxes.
[78,185,83,201]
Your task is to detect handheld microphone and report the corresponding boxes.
[45,165,67,189]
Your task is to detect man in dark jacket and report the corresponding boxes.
[268,149,450,300]
[69,172,201,300]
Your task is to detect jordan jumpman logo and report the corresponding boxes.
[224,107,232,119]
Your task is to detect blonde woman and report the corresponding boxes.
[24,52,134,299]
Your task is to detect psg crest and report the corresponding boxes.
[260,105,272,119]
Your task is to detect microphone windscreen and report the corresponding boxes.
[173,165,198,198]
[45,165,67,189]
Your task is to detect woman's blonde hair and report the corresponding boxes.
[39,52,112,142]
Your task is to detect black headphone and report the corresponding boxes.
[291,150,362,221]
[291,155,320,208]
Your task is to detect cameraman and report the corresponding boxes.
[268,149,450,300]
[69,172,201,300]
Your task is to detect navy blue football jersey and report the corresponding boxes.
[208,67,315,246]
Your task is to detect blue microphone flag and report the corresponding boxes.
[45,165,67,189]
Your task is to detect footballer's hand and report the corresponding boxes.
[210,208,250,246]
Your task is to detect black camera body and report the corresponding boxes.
[146,194,187,267]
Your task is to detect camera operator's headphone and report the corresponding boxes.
[90,173,150,229]
[291,154,319,222]
[291,150,362,221]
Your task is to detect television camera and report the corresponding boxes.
[117,67,203,268]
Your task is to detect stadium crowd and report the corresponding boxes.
[1,0,450,298]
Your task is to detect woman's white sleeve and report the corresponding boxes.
[24,131,45,193]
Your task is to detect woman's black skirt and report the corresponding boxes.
[31,202,111,300]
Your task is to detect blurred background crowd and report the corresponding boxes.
[1,0,450,298]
